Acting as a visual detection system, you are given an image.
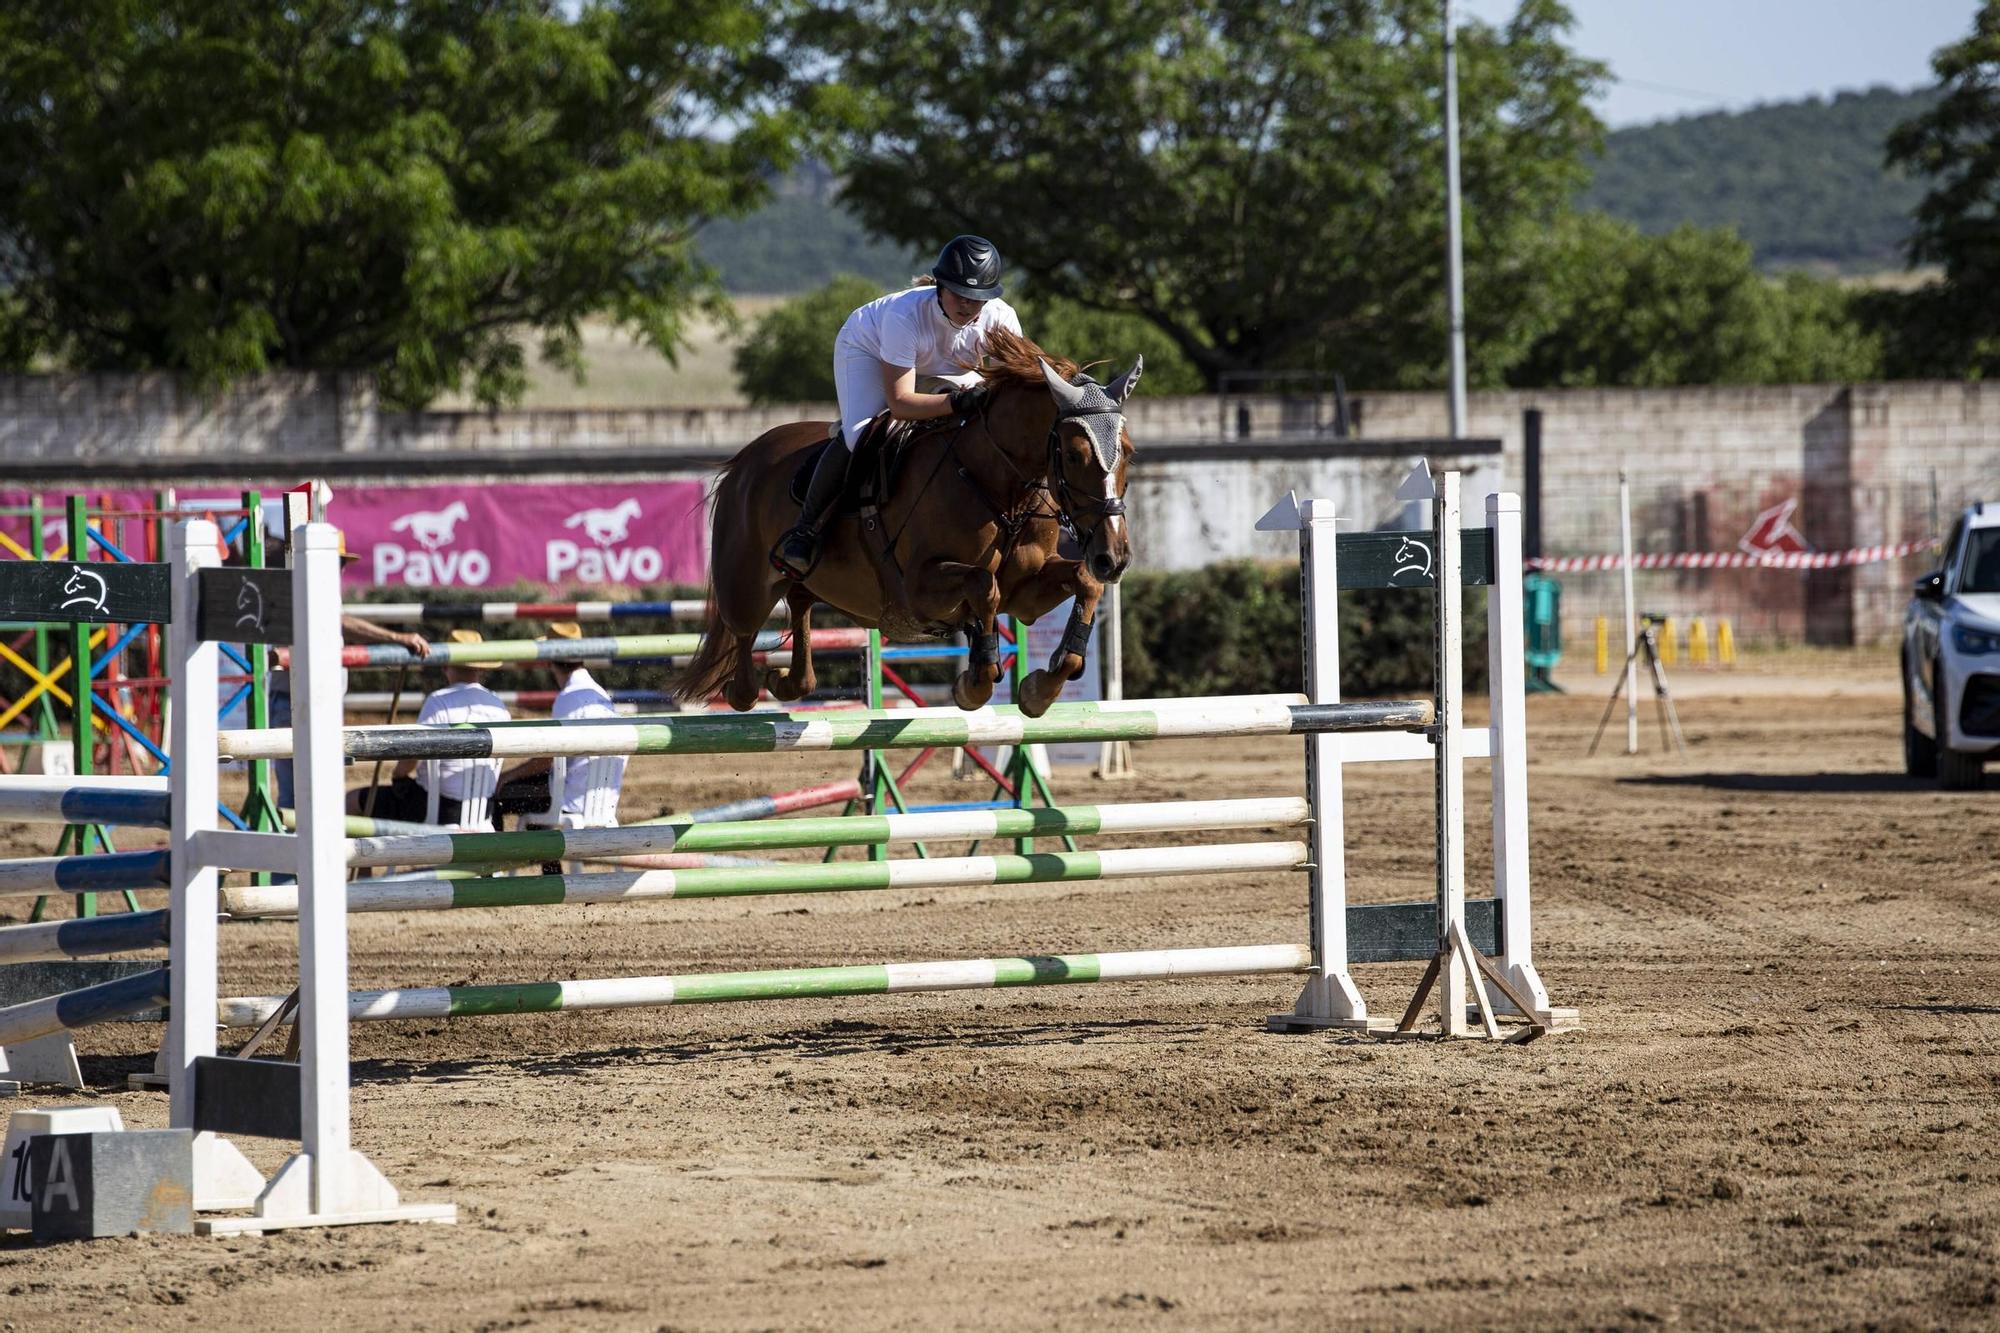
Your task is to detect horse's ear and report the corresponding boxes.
[1107,356,1144,403]
[1038,358,1087,411]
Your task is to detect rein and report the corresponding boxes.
[875,398,1126,597]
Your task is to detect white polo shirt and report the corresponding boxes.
[551,668,626,816]
[416,681,510,800]
[837,285,1023,385]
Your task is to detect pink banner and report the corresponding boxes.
[1,481,711,590]
[329,482,709,589]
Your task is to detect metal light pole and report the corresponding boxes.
[1443,0,1468,439]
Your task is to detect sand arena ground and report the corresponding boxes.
[1,648,1995,1330]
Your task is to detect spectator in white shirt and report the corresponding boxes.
[495,622,627,829]
[347,629,509,827]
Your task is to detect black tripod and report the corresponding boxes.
[1589,617,1686,757]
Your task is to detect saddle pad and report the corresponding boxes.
[786,413,929,513]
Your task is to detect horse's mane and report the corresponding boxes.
[977,328,1080,388]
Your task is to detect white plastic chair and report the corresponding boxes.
[420,758,498,831]
[521,755,625,872]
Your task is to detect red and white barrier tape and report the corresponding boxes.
[1527,538,1938,573]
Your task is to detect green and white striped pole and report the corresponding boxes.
[223,840,1308,918]
[215,943,1314,1027]
[216,696,1435,761]
[338,796,1310,870]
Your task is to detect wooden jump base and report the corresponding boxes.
[213,945,1315,1028]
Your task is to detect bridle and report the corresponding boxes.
[1040,407,1128,552]
[933,402,1124,562]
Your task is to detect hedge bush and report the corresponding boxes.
[1117,561,1488,699]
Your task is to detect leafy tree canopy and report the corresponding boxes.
[1511,214,1883,388]
[0,0,818,407]
[732,275,1205,406]
[811,0,1604,391]
[1884,0,2000,377]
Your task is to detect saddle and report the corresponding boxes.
[787,411,941,519]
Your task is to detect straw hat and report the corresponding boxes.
[446,628,503,668]
[542,621,583,641]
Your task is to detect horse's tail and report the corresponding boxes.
[672,456,745,705]
[672,588,739,704]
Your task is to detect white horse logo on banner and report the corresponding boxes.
[389,501,470,551]
[563,499,642,549]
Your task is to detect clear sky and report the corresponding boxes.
[1458,0,1977,126]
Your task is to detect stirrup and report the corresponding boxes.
[770,527,822,580]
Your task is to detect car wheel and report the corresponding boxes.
[1903,666,1938,779]
[1931,656,1987,790]
[1940,745,1985,791]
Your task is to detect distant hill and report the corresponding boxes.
[702,86,1943,294]
[1580,85,1939,272]
[696,161,921,294]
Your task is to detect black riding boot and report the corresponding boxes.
[774,443,852,578]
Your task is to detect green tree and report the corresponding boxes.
[731,275,1205,405]
[733,274,882,403]
[809,0,1603,389]
[0,1,814,407]
[1510,213,1881,387]
[1884,0,2000,377]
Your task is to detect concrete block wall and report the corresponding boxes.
[4,370,1997,644]
[0,371,371,460]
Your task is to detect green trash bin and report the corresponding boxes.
[1523,572,1562,693]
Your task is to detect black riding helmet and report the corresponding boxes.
[932,235,1004,301]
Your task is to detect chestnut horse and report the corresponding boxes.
[673,330,1137,718]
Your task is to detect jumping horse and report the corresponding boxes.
[674,330,1138,718]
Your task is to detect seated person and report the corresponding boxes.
[494,622,628,828]
[348,630,508,827]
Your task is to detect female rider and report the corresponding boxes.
[773,234,1023,577]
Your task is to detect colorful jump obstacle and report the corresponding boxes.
[309,626,874,670]
[338,598,742,624]
[2,520,456,1234]
[0,490,285,919]
[0,466,1569,1238]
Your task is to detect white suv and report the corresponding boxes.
[1905,501,2000,789]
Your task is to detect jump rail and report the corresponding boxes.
[214,945,1316,1028]
[223,841,1310,917]
[215,697,1434,761]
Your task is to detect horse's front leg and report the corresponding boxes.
[764,583,817,702]
[910,560,1002,710]
[1017,579,1103,718]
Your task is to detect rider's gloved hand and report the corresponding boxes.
[947,383,989,417]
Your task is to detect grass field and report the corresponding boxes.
[432,298,791,410]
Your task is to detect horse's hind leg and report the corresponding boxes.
[720,631,764,711]
[708,577,782,713]
[764,584,817,702]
